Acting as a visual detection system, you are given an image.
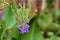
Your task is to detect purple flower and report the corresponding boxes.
[0,11,2,19]
[17,24,30,34]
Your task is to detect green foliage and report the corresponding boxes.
[48,36,59,40]
[11,28,20,40]
[37,11,53,30]
[46,0,54,9]
[29,12,37,20]
[0,2,17,40]
[0,0,60,40]
[20,20,43,40]
[50,23,60,30]
[3,5,16,29]
[54,10,60,17]
[16,4,30,23]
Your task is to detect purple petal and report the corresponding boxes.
[17,27,21,31]
[24,29,29,32]
[23,24,30,32]
[17,27,24,34]
[20,30,25,34]
[0,11,2,19]
[17,27,26,34]
[17,24,30,34]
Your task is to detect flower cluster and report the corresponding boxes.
[15,4,30,34]
[17,24,30,34]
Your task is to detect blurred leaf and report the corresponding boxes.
[3,6,16,29]
[11,2,18,15]
[4,28,19,40]
[1,3,17,40]
[46,0,53,9]
[48,36,59,40]
[7,31,12,40]
[20,21,43,40]
[47,32,54,37]
[0,19,6,28]
[37,12,53,30]
[0,19,6,40]
[1,29,6,40]
[11,2,17,11]
[54,10,60,17]
[29,12,37,20]
[11,28,19,40]
[51,23,60,30]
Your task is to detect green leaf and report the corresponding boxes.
[37,13,53,30]
[11,2,18,14]
[29,12,37,20]
[6,28,19,40]
[20,21,43,40]
[47,32,54,37]
[11,2,17,10]
[0,19,6,28]
[0,19,6,40]
[51,23,60,30]
[3,6,16,29]
[11,28,19,40]
[54,10,60,17]
[7,31,12,40]
[48,36,59,40]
